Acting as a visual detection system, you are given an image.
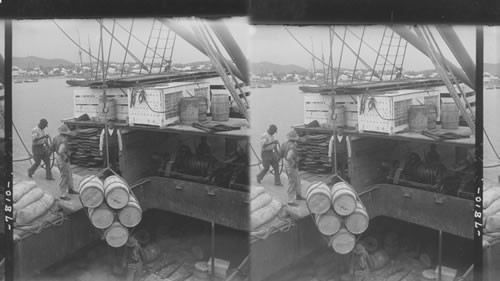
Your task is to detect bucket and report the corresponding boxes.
[331,105,346,128]
[79,176,105,208]
[179,97,200,125]
[88,202,115,229]
[441,103,459,129]
[104,175,130,209]
[330,228,356,254]
[211,94,230,121]
[426,104,438,129]
[344,201,369,234]
[315,209,342,235]
[306,182,332,215]
[330,182,357,216]
[197,97,208,121]
[104,221,129,248]
[97,97,117,122]
[118,194,142,227]
[408,105,428,132]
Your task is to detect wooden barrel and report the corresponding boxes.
[104,221,129,248]
[330,182,357,216]
[197,97,208,121]
[315,209,342,235]
[104,176,130,209]
[408,105,428,132]
[441,103,459,129]
[179,97,200,124]
[330,228,356,255]
[306,182,332,215]
[118,194,142,227]
[79,176,105,208]
[344,201,369,234]
[97,97,117,122]
[426,104,438,129]
[88,203,115,229]
[210,94,230,121]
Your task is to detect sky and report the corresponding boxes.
[10,20,500,71]
[13,17,249,65]
[250,25,499,71]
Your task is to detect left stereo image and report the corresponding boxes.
[0,19,5,281]
[10,18,250,281]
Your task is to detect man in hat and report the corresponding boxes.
[52,124,76,200]
[256,124,282,186]
[282,131,302,206]
[28,118,54,180]
[99,120,123,174]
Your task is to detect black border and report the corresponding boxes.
[249,0,500,24]
[4,19,13,281]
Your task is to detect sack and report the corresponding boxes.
[250,193,273,213]
[16,193,55,225]
[484,187,500,209]
[250,186,265,201]
[13,181,37,203]
[14,187,45,218]
[250,199,283,230]
[485,213,500,233]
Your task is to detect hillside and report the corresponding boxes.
[250,62,308,75]
[485,63,500,77]
[13,56,74,69]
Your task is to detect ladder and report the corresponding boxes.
[370,27,408,81]
[140,19,177,74]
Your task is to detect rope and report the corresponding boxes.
[13,121,34,165]
[284,26,368,83]
[484,129,500,160]
[130,88,170,113]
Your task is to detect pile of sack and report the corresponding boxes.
[484,179,500,234]
[250,186,284,234]
[13,180,56,227]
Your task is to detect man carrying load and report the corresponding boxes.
[256,124,282,186]
[28,118,54,180]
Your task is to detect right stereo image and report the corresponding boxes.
[248,25,489,281]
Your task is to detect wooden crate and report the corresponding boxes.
[128,82,210,127]
[357,89,441,135]
[73,87,129,122]
[304,93,360,128]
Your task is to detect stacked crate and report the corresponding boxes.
[304,93,360,129]
[73,87,129,123]
[128,82,210,127]
[357,89,441,135]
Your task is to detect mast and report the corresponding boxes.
[77,31,84,72]
[87,35,94,80]
[321,42,326,85]
[311,38,317,81]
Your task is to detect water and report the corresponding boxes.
[13,78,74,160]
[484,88,500,182]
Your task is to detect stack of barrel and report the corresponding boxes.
[79,175,142,248]
[306,181,369,255]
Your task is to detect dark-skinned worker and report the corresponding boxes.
[99,120,123,175]
[256,124,282,186]
[282,131,302,206]
[28,118,54,180]
[52,124,77,200]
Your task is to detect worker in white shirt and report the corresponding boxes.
[328,134,350,180]
[99,120,123,174]
[28,118,54,180]
[256,124,282,186]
